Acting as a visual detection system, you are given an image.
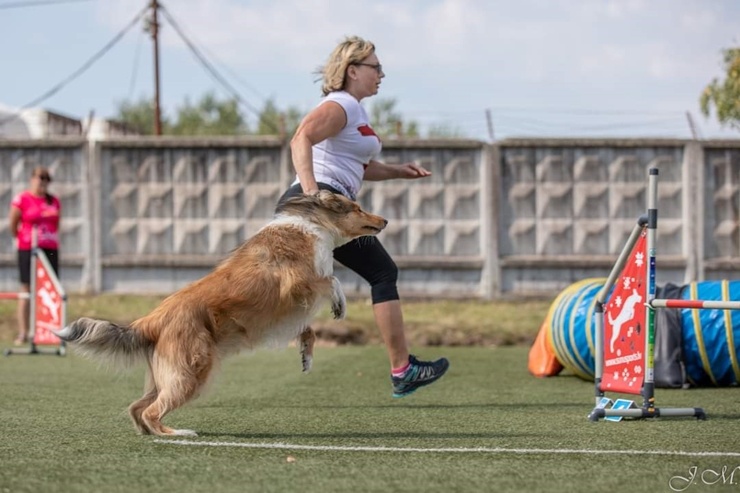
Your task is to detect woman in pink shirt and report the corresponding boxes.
[8,166,61,345]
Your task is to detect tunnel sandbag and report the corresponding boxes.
[528,318,564,378]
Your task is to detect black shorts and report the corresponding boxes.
[18,249,59,285]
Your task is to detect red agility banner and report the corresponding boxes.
[32,250,65,346]
[601,228,647,394]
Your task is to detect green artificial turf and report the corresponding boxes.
[1,345,738,493]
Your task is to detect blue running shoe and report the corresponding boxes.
[391,355,449,398]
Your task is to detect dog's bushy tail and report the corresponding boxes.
[54,317,152,367]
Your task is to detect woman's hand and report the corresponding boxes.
[364,160,432,181]
[396,161,431,179]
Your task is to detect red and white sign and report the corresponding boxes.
[32,252,64,346]
[601,228,647,395]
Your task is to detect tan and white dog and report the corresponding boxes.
[55,191,387,436]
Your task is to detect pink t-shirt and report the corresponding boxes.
[11,191,61,250]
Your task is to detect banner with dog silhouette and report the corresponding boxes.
[600,229,647,394]
[31,249,65,347]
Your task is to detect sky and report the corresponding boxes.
[0,0,739,141]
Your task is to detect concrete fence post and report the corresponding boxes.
[682,141,705,283]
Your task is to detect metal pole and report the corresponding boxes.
[643,168,659,411]
[151,0,162,136]
[651,298,740,310]
[485,108,495,143]
[29,227,38,354]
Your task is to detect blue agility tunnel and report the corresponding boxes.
[681,281,740,387]
[546,279,740,387]
[548,279,605,381]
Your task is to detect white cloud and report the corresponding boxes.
[646,45,688,79]
[99,0,346,70]
[603,0,648,19]
[83,0,739,138]
[578,45,628,75]
[680,9,717,32]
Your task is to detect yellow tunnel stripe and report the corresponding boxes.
[690,282,717,386]
[721,280,740,383]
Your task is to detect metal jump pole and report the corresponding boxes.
[588,168,706,421]
[3,228,66,357]
[590,218,645,408]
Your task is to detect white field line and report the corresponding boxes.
[154,440,740,458]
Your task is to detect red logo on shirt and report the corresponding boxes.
[357,124,379,140]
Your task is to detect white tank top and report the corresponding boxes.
[293,91,382,200]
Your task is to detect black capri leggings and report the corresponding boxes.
[276,183,399,304]
[18,248,59,285]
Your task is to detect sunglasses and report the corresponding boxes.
[353,62,383,74]
[37,175,51,182]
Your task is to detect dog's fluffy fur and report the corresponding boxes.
[55,191,387,436]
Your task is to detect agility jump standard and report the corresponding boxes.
[3,232,67,357]
[0,292,30,300]
[587,168,721,421]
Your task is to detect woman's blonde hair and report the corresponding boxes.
[316,36,376,96]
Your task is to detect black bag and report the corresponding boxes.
[654,283,688,388]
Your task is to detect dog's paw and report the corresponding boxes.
[298,327,315,373]
[331,300,346,320]
[302,353,313,373]
[330,277,346,320]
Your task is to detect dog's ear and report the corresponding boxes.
[315,190,357,214]
[313,190,337,208]
[315,190,335,201]
[277,192,321,214]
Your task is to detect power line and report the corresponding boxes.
[406,110,692,139]
[127,22,146,100]
[489,106,684,117]
[158,4,282,135]
[0,4,149,127]
[198,46,270,104]
[493,120,687,137]
[0,0,94,10]
[158,3,268,104]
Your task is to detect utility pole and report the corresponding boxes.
[485,108,495,142]
[685,111,701,141]
[150,0,162,136]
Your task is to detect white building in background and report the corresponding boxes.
[81,115,139,140]
[0,103,138,140]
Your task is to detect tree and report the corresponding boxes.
[281,106,304,137]
[369,98,419,138]
[116,94,307,137]
[700,48,740,130]
[368,98,468,138]
[115,97,171,135]
[115,93,246,135]
[427,122,466,138]
[116,93,460,139]
[170,92,247,136]
[255,99,304,137]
